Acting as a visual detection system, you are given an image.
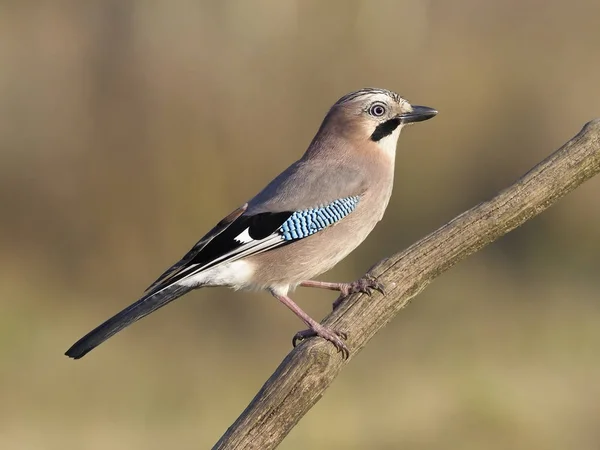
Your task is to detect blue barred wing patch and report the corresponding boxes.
[279,196,360,241]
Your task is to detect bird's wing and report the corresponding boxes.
[144,203,248,293]
[145,195,362,295]
[65,196,362,359]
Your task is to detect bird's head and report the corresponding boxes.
[315,88,437,159]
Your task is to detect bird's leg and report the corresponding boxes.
[300,275,385,309]
[271,291,349,358]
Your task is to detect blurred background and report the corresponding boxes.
[1,1,600,449]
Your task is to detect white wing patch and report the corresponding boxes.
[234,228,254,244]
[168,233,285,290]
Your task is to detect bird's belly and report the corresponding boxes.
[244,205,382,289]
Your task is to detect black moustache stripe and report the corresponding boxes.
[370,118,401,142]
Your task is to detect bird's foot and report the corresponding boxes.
[333,275,386,309]
[292,325,349,359]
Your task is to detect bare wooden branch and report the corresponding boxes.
[213,119,600,450]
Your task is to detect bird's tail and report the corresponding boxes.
[65,284,193,359]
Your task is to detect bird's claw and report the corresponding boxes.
[362,274,386,295]
[292,326,349,359]
[332,275,386,309]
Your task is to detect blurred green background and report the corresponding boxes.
[1,1,600,449]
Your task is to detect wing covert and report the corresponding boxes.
[145,196,361,294]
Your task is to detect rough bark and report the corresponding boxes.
[214,119,600,450]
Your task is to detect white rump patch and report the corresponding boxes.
[179,260,255,290]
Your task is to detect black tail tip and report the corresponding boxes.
[64,345,88,360]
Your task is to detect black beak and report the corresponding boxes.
[399,105,438,124]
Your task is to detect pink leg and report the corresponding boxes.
[271,291,349,358]
[300,275,385,309]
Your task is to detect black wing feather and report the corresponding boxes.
[189,211,292,267]
[145,204,248,293]
[146,205,292,294]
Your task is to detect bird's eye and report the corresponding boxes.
[369,103,386,117]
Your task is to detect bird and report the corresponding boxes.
[65,87,437,360]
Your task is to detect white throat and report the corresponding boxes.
[376,125,403,160]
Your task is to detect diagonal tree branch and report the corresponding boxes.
[213,119,600,450]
